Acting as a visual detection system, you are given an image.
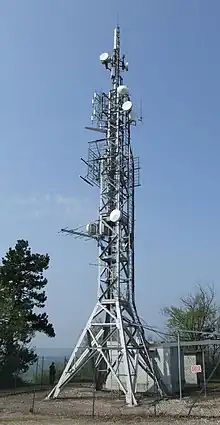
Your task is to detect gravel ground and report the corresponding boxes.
[0,418,220,425]
[1,386,220,424]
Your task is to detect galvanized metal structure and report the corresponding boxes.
[47,27,164,406]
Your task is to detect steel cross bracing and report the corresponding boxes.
[46,27,166,406]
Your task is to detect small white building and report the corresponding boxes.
[105,343,184,394]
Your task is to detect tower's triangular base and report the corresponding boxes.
[46,299,166,406]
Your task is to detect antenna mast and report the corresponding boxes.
[47,27,166,406]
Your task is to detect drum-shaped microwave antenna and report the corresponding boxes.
[110,209,121,223]
[86,222,98,235]
[122,100,133,113]
[117,85,129,96]
[100,52,110,64]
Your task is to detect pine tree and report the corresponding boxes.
[0,240,55,387]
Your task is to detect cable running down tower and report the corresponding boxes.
[47,27,163,406]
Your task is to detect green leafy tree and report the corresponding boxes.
[0,240,55,387]
[162,284,219,341]
[162,284,220,379]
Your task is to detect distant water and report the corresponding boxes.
[35,348,72,358]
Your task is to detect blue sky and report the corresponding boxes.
[1,0,220,351]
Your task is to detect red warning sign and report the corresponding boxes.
[191,365,202,374]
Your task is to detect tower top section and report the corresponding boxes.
[89,27,136,134]
[99,26,129,88]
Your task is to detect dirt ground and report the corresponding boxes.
[1,385,220,424]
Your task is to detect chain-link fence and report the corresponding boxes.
[0,347,220,422]
[0,353,95,394]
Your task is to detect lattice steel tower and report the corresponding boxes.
[47,27,164,406]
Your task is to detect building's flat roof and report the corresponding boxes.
[150,339,220,348]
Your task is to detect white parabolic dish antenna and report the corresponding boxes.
[100,52,109,63]
[122,100,133,112]
[117,85,129,96]
[110,209,121,223]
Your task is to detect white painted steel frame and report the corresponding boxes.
[46,26,164,406]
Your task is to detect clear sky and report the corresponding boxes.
[1,0,220,351]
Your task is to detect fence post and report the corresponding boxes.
[40,356,44,388]
[177,332,182,400]
[30,356,39,414]
[202,348,207,397]
[91,365,96,417]
[64,356,67,368]
[154,378,157,416]
[14,373,17,393]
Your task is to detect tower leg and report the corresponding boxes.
[46,303,103,399]
[115,300,137,406]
